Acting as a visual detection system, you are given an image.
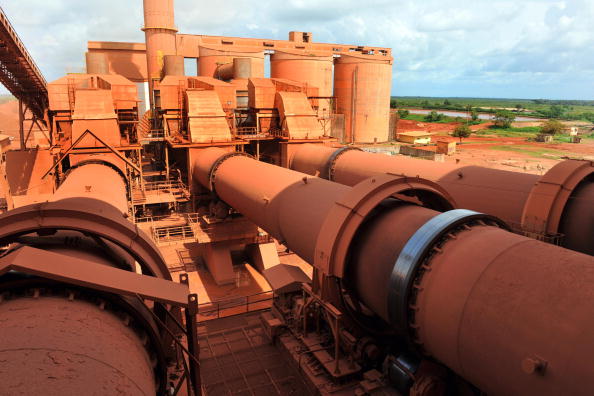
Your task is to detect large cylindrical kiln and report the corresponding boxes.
[193,147,594,395]
[270,49,334,97]
[289,144,594,256]
[0,158,187,395]
[334,54,393,143]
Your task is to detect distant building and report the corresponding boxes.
[436,140,456,155]
[397,131,433,144]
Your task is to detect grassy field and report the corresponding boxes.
[392,96,594,122]
[398,111,485,125]
[474,126,590,143]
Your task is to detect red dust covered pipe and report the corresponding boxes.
[289,144,594,256]
[52,159,128,214]
[195,147,594,395]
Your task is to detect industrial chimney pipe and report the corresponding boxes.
[289,144,594,256]
[142,0,177,107]
[194,147,594,395]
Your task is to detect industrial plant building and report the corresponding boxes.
[0,1,593,395]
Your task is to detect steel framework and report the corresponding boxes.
[0,7,47,122]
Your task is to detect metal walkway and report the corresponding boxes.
[0,7,47,121]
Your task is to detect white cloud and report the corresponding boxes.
[1,0,593,99]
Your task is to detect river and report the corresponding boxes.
[405,109,544,122]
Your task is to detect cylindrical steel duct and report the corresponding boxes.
[163,54,185,76]
[85,52,109,74]
[233,57,252,79]
[289,144,594,256]
[142,0,177,106]
[193,147,594,395]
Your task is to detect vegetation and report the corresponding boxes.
[397,109,410,118]
[452,124,472,143]
[493,110,516,128]
[540,120,564,135]
[424,111,445,122]
[391,96,594,123]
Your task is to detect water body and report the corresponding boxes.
[406,109,544,122]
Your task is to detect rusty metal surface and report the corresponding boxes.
[270,49,334,97]
[163,54,185,76]
[413,223,594,395]
[142,0,177,82]
[0,246,189,306]
[314,174,456,279]
[198,45,265,79]
[334,54,393,143]
[289,144,594,257]
[53,162,128,214]
[85,51,109,74]
[521,159,594,235]
[192,145,594,394]
[193,148,349,263]
[0,295,156,395]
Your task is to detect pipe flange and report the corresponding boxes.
[324,146,362,181]
[314,174,457,279]
[521,160,594,235]
[387,209,509,339]
[208,152,253,193]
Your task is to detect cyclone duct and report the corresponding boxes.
[193,147,594,395]
[289,144,594,256]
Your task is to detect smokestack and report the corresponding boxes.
[142,0,177,108]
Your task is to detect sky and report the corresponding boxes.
[2,0,594,100]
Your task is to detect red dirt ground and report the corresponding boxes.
[394,119,594,175]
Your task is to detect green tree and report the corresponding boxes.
[540,120,564,135]
[397,109,410,118]
[452,124,472,143]
[444,99,451,106]
[425,111,445,122]
[549,105,564,119]
[471,109,479,122]
[515,104,524,112]
[493,110,515,128]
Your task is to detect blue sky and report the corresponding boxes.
[3,0,593,99]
